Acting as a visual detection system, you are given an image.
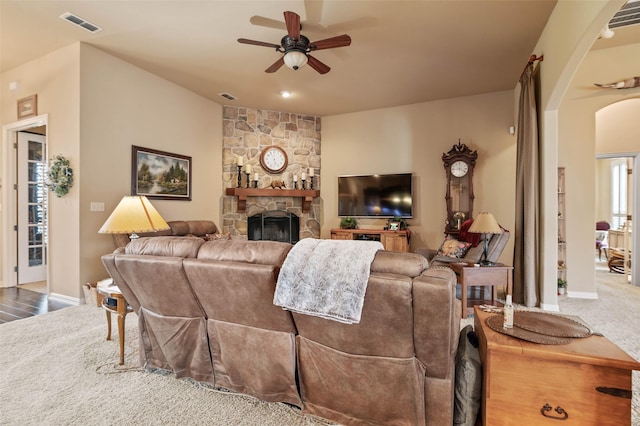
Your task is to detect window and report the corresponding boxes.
[611,159,627,230]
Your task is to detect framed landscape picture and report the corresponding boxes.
[131,145,192,200]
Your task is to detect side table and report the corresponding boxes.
[448,262,513,318]
[97,282,133,365]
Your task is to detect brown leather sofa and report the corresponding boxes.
[102,236,461,426]
[111,220,219,248]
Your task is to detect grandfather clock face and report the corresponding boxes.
[442,141,477,235]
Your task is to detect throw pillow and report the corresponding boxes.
[454,325,482,426]
[437,237,472,258]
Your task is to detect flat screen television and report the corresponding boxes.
[338,173,413,218]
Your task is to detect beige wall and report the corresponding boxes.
[1,44,81,298]
[2,1,635,304]
[596,98,640,154]
[596,158,613,223]
[558,41,640,298]
[595,99,640,230]
[79,44,223,293]
[322,90,516,264]
[1,43,223,300]
[531,0,626,309]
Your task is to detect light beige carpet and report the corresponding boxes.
[0,305,336,425]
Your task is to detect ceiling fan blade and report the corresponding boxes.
[238,38,281,49]
[310,34,351,51]
[249,15,286,31]
[307,55,330,74]
[265,57,285,73]
[284,11,301,40]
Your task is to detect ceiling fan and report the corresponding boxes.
[238,11,351,74]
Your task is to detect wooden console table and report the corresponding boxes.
[330,228,409,252]
[225,188,320,213]
[474,306,640,425]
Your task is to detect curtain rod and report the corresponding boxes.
[522,54,544,77]
[528,54,544,65]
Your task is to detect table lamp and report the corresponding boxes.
[468,212,502,266]
[98,195,170,240]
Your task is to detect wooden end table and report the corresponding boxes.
[97,282,133,365]
[449,262,513,318]
[474,306,640,425]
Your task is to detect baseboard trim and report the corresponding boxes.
[49,292,80,306]
[539,303,560,312]
[566,290,599,299]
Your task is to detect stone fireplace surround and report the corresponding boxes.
[222,106,320,239]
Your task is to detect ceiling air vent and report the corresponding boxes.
[60,12,102,33]
[219,93,237,101]
[609,0,640,29]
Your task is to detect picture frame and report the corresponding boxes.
[17,95,37,120]
[131,145,192,200]
[389,222,400,231]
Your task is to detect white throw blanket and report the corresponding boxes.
[273,238,383,324]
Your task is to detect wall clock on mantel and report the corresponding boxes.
[260,146,288,174]
[442,140,477,236]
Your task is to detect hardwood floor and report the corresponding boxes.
[0,287,73,324]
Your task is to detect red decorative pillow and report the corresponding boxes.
[437,237,472,258]
[458,219,481,247]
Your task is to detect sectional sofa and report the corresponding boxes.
[102,236,461,425]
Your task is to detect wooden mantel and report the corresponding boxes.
[225,187,320,213]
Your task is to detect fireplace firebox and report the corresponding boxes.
[248,210,299,244]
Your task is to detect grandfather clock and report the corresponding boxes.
[442,140,477,236]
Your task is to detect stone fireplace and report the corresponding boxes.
[222,106,321,239]
[248,210,300,244]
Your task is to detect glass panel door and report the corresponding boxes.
[17,131,47,284]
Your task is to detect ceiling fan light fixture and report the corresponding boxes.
[283,51,308,70]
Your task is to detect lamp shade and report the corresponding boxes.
[468,212,502,235]
[98,196,169,235]
[283,51,308,70]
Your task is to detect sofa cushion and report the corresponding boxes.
[297,336,426,426]
[197,240,291,265]
[437,237,472,258]
[125,236,204,258]
[184,220,218,236]
[370,250,428,277]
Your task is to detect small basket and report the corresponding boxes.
[83,282,105,307]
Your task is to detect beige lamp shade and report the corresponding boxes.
[98,196,169,235]
[468,212,502,235]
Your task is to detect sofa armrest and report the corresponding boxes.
[415,247,437,261]
[412,266,461,379]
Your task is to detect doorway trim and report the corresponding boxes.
[2,114,49,288]
[596,152,639,286]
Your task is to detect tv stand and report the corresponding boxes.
[330,228,409,253]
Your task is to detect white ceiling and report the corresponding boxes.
[1,1,637,117]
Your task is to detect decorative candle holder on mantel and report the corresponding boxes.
[237,165,243,188]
